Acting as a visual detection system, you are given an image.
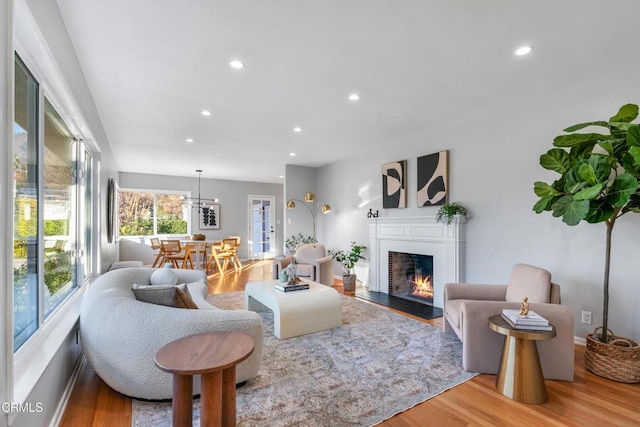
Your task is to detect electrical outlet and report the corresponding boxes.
[581,310,592,325]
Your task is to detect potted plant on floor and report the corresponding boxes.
[329,242,366,292]
[532,103,640,383]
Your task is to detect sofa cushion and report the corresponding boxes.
[108,260,144,271]
[505,263,551,303]
[175,284,199,309]
[150,268,178,286]
[132,283,197,309]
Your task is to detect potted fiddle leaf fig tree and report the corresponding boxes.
[329,242,366,292]
[533,103,640,383]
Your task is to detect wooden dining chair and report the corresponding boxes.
[219,238,242,273]
[227,236,243,271]
[150,237,163,267]
[206,241,223,274]
[161,240,194,269]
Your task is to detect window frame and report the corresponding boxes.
[117,187,192,238]
[10,1,100,406]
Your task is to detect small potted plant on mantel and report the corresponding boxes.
[435,201,468,224]
[329,242,366,292]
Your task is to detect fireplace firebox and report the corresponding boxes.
[388,251,434,305]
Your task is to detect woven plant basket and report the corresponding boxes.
[585,328,640,383]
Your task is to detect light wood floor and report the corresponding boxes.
[60,261,640,426]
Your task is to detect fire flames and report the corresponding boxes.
[411,275,434,299]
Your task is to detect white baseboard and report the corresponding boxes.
[574,336,586,346]
[49,354,85,427]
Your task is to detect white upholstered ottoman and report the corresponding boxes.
[244,280,342,339]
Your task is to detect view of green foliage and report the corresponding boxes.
[44,219,69,236]
[118,190,187,236]
[44,253,73,295]
[13,251,73,297]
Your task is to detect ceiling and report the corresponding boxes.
[55,0,640,183]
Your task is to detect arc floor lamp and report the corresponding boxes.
[286,192,331,240]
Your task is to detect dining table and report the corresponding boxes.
[180,239,222,272]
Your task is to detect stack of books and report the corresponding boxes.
[274,281,309,293]
[501,309,553,331]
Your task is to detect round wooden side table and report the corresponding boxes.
[155,332,254,427]
[488,314,556,404]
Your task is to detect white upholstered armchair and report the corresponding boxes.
[443,263,574,381]
[272,243,334,286]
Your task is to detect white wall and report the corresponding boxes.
[284,165,317,242]
[318,101,640,342]
[119,172,284,260]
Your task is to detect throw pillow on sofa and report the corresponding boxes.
[132,283,198,309]
[150,268,178,286]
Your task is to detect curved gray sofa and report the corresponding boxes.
[80,267,263,400]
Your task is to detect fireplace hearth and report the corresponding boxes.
[389,251,434,305]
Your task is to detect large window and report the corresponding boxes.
[43,98,77,316]
[118,190,189,236]
[13,55,94,350]
[13,55,40,349]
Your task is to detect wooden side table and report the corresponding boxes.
[155,332,254,426]
[488,314,556,404]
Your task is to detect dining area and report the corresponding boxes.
[150,236,243,275]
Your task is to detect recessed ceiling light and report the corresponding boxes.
[515,46,533,56]
[348,93,360,101]
[185,138,194,143]
[293,127,302,133]
[289,152,296,157]
[279,175,284,179]
[201,110,212,116]
[229,60,244,69]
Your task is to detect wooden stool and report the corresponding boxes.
[155,332,254,426]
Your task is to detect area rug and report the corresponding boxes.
[132,292,476,427]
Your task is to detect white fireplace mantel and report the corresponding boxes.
[368,215,465,308]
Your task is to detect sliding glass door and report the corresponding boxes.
[13,54,95,350]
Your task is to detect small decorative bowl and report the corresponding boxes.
[191,235,206,241]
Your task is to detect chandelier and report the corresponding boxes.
[286,192,331,239]
[181,169,218,208]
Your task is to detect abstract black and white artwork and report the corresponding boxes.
[200,204,220,229]
[417,151,448,207]
[382,160,407,208]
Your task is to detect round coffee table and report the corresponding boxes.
[155,332,254,426]
[488,314,556,404]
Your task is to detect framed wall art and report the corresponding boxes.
[382,160,407,208]
[417,150,448,207]
[199,204,220,230]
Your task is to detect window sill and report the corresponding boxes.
[13,284,87,403]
